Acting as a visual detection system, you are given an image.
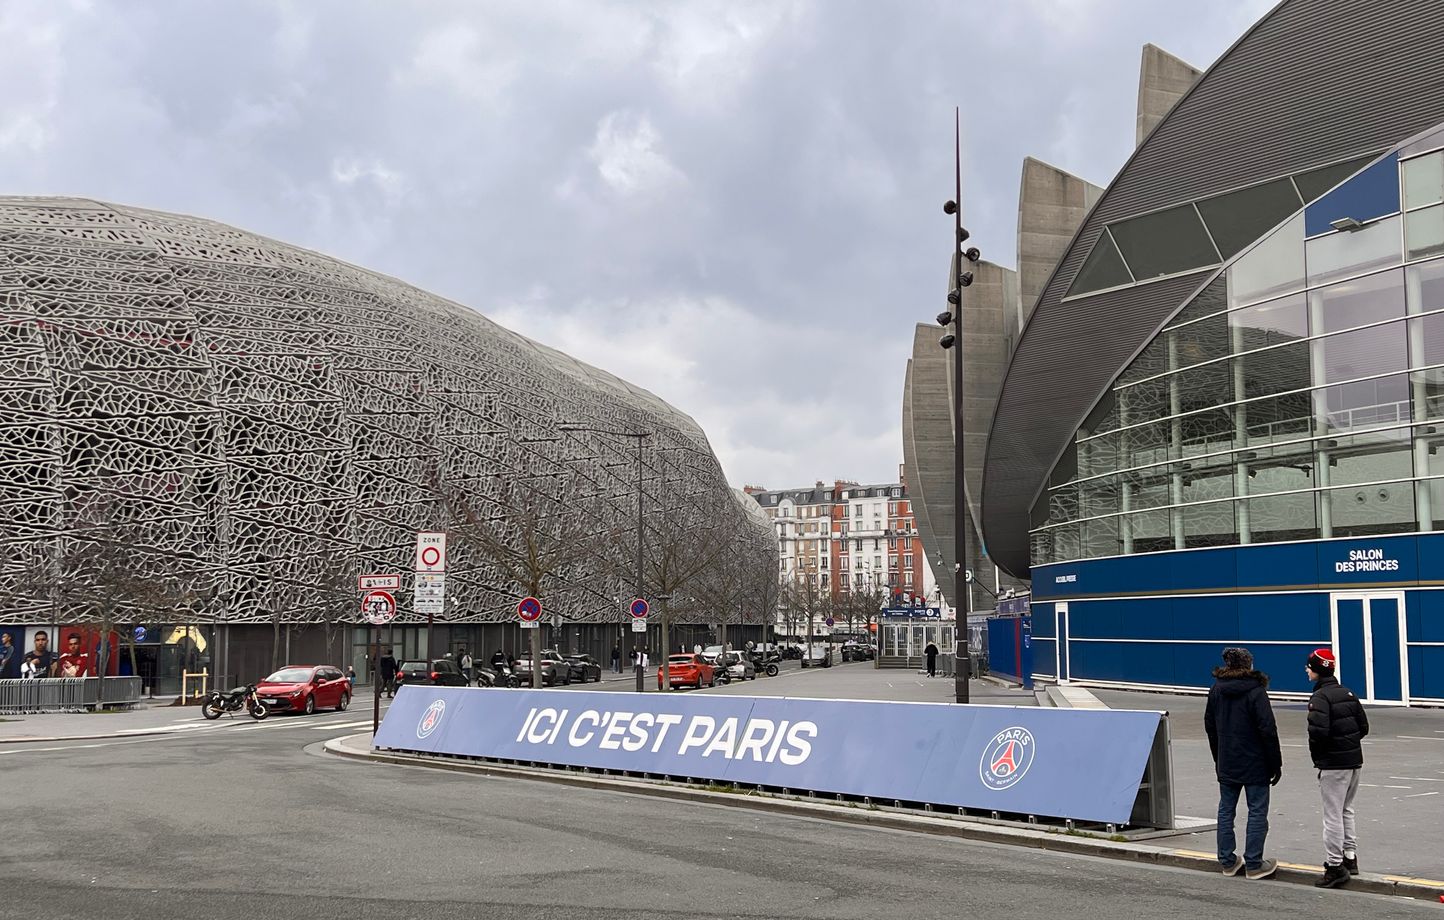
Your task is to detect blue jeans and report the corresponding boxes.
[1217,782,1270,869]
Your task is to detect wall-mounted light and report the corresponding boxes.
[1329,217,1364,232]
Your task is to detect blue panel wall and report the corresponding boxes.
[1408,646,1444,700]
[1029,533,1444,704]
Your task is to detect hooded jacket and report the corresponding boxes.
[1307,674,1368,770]
[1204,667,1283,786]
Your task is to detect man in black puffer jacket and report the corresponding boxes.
[1306,647,1369,889]
[1204,647,1282,880]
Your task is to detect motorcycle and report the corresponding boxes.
[747,653,779,677]
[201,684,268,720]
[476,662,522,689]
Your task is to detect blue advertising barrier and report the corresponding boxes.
[375,687,1166,826]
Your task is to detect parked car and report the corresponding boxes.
[255,665,351,714]
[516,650,569,686]
[716,651,756,681]
[659,653,715,690]
[395,659,469,688]
[564,653,603,683]
[842,642,875,662]
[798,643,831,668]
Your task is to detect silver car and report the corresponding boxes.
[717,651,757,681]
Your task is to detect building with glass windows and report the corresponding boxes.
[982,0,1444,706]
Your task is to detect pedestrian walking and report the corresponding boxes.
[378,648,398,698]
[610,645,621,673]
[459,648,473,683]
[346,665,357,691]
[1305,648,1368,889]
[1203,647,1281,880]
[924,641,939,678]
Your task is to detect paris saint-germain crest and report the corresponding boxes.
[417,699,446,739]
[979,726,1035,791]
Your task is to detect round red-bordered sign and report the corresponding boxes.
[362,589,396,625]
[420,545,442,568]
[629,598,649,619]
[517,596,543,622]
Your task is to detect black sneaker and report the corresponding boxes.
[1314,863,1351,888]
[1343,855,1359,875]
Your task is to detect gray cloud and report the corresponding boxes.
[0,0,1274,488]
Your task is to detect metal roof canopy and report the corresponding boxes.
[981,0,1444,578]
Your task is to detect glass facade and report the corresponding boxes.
[1034,144,1444,564]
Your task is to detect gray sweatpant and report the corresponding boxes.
[1318,768,1361,866]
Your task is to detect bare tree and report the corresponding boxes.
[443,469,611,688]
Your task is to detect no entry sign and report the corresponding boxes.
[629,598,649,619]
[362,590,397,625]
[517,596,543,622]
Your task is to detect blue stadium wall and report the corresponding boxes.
[1030,534,1444,705]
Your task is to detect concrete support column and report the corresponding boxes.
[1408,267,1433,530]
[1232,322,1251,544]
[1168,333,1185,549]
[1309,291,1331,539]
[1119,389,1134,554]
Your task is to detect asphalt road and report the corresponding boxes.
[1,706,1437,920]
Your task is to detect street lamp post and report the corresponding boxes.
[937,107,982,705]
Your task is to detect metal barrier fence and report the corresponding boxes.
[0,677,144,714]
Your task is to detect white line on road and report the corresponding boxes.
[1398,735,1444,741]
[1404,791,1440,798]
[1389,776,1444,782]
[1363,784,1413,789]
[309,720,375,731]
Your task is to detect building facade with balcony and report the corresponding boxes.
[983,0,1444,706]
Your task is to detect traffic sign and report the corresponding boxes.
[361,590,397,625]
[631,620,648,633]
[629,598,649,619]
[359,574,400,591]
[824,617,835,627]
[414,573,446,615]
[415,532,447,572]
[521,619,539,630]
[517,596,542,622]
[964,569,975,583]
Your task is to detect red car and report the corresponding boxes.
[255,665,351,715]
[658,654,716,690]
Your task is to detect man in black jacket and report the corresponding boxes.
[1306,647,1368,889]
[1204,647,1282,880]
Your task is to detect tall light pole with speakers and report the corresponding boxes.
[937,107,982,704]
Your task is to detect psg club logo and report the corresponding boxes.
[417,699,446,740]
[979,726,1035,791]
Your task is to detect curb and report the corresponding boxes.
[323,734,1444,903]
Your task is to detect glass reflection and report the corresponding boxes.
[1229,213,1305,308]
[1305,215,1402,286]
[1308,269,1404,335]
[1325,482,1415,537]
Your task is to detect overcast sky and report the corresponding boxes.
[0,0,1275,490]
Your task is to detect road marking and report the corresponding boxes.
[1397,735,1444,741]
[1404,791,1439,798]
[309,720,374,731]
[1362,784,1412,789]
[1389,776,1444,783]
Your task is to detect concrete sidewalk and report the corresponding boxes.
[1089,686,1444,881]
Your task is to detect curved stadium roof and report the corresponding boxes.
[982,0,1444,577]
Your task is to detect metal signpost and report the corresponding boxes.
[629,598,649,692]
[518,596,543,690]
[362,588,397,736]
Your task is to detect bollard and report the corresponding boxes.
[954,642,971,704]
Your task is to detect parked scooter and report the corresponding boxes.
[476,662,522,688]
[747,652,779,677]
[201,684,267,720]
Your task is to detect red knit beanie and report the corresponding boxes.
[1307,647,1336,673]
